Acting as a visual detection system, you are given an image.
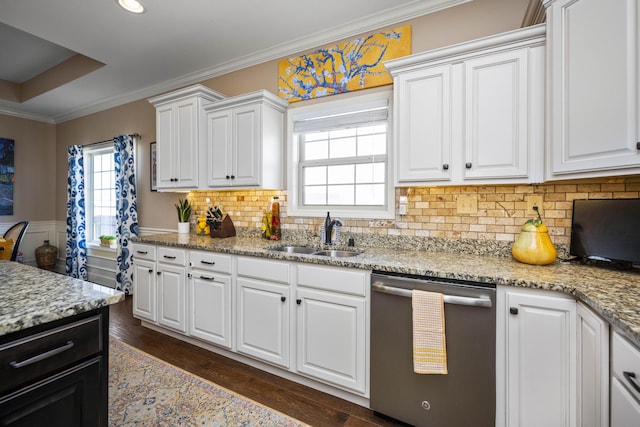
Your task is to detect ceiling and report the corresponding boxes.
[0,0,468,123]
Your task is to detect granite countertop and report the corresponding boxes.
[0,261,125,337]
[135,233,640,347]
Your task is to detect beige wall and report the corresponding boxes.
[0,114,56,222]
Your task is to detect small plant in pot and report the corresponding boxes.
[99,235,117,247]
[175,198,192,234]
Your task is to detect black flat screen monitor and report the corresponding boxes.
[570,199,640,267]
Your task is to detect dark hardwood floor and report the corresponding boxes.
[109,296,403,427]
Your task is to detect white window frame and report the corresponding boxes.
[84,143,117,248]
[286,90,394,219]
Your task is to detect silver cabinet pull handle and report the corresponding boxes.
[372,283,492,308]
[10,341,75,369]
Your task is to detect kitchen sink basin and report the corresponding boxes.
[310,249,361,258]
[269,245,317,254]
[268,246,361,258]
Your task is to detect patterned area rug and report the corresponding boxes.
[109,338,308,426]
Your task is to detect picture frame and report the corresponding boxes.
[150,141,157,191]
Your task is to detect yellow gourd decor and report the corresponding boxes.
[512,206,557,265]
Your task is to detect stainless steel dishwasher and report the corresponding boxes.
[370,271,496,427]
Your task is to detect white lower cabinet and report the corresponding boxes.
[611,331,640,427]
[132,243,157,322]
[188,251,233,349]
[295,264,368,395]
[236,256,290,368]
[577,302,609,427]
[156,247,187,333]
[497,286,577,427]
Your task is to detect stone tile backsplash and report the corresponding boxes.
[186,176,640,256]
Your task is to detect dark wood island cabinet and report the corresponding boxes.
[0,262,124,427]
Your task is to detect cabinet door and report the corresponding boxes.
[505,290,576,427]
[188,271,232,349]
[236,277,289,368]
[395,64,452,183]
[155,105,176,189]
[230,104,261,187]
[173,98,199,188]
[577,302,609,427]
[206,109,233,187]
[611,377,640,427]
[463,49,536,180]
[132,259,156,322]
[545,0,640,178]
[296,287,366,394]
[0,357,102,427]
[157,263,187,332]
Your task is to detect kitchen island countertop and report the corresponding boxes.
[135,233,640,347]
[0,261,125,337]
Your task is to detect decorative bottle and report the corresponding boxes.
[270,196,281,240]
[321,212,331,244]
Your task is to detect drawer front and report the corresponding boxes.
[0,314,102,394]
[132,243,156,261]
[157,246,186,266]
[297,264,367,296]
[189,251,231,274]
[612,331,640,402]
[237,256,289,284]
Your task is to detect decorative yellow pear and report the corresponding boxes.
[512,207,557,265]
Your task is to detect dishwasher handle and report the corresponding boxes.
[372,282,493,308]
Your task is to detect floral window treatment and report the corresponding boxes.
[66,145,88,279]
[114,134,139,294]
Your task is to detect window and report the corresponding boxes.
[287,91,393,219]
[85,145,117,244]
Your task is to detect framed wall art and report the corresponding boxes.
[0,138,14,215]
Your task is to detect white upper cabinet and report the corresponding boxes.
[386,25,545,186]
[544,0,640,179]
[204,90,288,189]
[149,85,226,190]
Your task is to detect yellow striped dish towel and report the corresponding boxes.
[412,289,448,374]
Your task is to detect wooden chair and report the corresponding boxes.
[2,221,29,261]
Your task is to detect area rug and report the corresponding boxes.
[109,338,309,426]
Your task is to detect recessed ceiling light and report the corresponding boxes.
[118,0,144,14]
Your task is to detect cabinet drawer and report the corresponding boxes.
[0,315,102,394]
[189,251,231,274]
[297,265,367,296]
[157,246,186,266]
[237,256,289,284]
[612,331,640,402]
[132,243,156,261]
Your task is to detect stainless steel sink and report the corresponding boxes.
[311,249,361,258]
[268,246,361,258]
[269,245,317,254]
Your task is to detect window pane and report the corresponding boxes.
[355,184,385,205]
[303,185,327,205]
[304,166,326,185]
[327,185,354,205]
[327,165,354,184]
[329,136,356,158]
[356,162,385,183]
[304,139,328,161]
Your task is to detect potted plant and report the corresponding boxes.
[175,198,192,234]
[99,235,117,247]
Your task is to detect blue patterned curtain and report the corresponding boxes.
[114,134,139,294]
[66,145,88,279]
